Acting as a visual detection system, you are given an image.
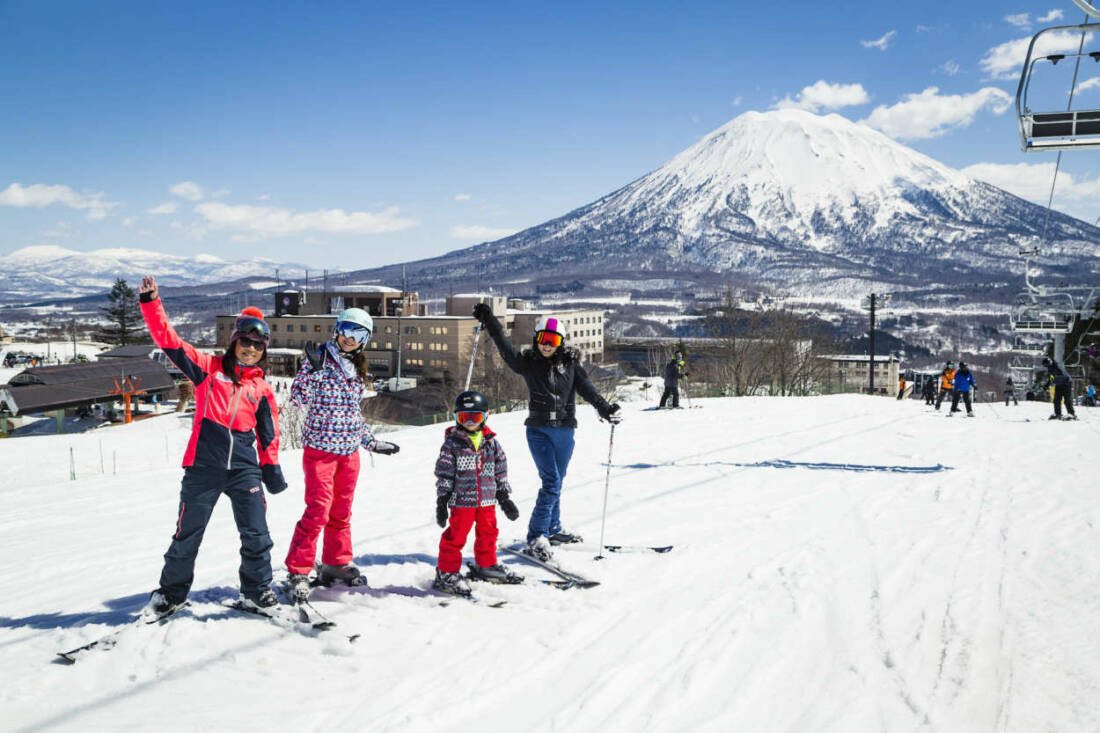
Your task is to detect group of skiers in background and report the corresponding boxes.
[134,275,621,616]
[913,358,1085,420]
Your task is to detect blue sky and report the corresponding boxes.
[3,0,1100,270]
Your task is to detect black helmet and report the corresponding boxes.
[959,361,966,369]
[453,390,489,414]
[1042,357,1052,366]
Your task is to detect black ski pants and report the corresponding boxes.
[935,388,950,410]
[1053,383,1076,417]
[659,383,680,408]
[1004,390,1018,406]
[950,389,972,414]
[159,466,273,602]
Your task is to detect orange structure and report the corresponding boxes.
[109,375,148,424]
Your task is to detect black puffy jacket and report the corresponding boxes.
[482,313,611,428]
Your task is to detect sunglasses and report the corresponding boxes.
[536,331,563,347]
[238,336,267,351]
[455,411,485,426]
[335,322,371,344]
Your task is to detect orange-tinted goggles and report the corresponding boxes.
[536,331,562,347]
[455,411,485,425]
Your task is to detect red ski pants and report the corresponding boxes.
[437,506,499,573]
[285,447,360,575]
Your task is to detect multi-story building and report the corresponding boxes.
[820,354,901,395]
[216,291,606,379]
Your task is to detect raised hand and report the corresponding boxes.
[138,275,159,301]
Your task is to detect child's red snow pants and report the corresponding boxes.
[285,447,360,575]
[437,506,499,572]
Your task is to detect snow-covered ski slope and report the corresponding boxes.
[2,395,1098,733]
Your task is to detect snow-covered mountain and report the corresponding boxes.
[346,109,1100,299]
[0,245,304,300]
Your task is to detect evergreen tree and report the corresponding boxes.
[98,278,145,345]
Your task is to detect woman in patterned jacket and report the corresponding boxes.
[283,308,399,601]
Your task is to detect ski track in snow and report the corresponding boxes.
[2,395,1099,732]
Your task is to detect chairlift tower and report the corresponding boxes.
[861,292,890,395]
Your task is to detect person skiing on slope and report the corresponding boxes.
[897,375,907,401]
[921,377,935,406]
[949,361,977,416]
[1004,376,1018,406]
[1042,357,1077,420]
[659,351,688,409]
[473,304,621,561]
[138,275,286,616]
[283,309,400,602]
[432,390,522,596]
[935,361,956,411]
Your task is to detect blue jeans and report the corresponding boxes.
[525,426,575,542]
[159,467,273,601]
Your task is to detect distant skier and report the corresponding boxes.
[949,361,976,416]
[897,376,906,400]
[1042,357,1077,420]
[921,378,935,406]
[283,308,400,603]
[473,303,620,561]
[1004,377,1018,406]
[1085,383,1096,407]
[935,361,956,411]
[660,352,687,409]
[137,275,286,617]
[432,390,522,597]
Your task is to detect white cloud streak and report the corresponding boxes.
[1076,76,1100,93]
[962,161,1100,206]
[170,181,205,201]
[146,202,178,215]
[980,30,1093,80]
[861,30,897,51]
[939,60,961,76]
[0,182,118,220]
[194,202,418,238]
[454,194,472,201]
[859,86,1012,139]
[773,80,871,112]
[449,224,517,241]
[1005,13,1032,30]
[1038,9,1065,23]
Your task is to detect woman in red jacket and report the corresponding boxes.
[138,275,286,617]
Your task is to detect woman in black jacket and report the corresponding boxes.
[473,304,620,560]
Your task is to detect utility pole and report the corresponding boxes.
[862,292,891,395]
[71,319,77,361]
[396,265,406,381]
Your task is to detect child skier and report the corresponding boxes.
[137,275,286,616]
[433,390,522,596]
[284,308,400,602]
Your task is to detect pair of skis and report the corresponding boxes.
[56,602,192,664]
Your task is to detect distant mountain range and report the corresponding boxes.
[0,245,303,301]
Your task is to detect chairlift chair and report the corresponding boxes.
[1010,289,1078,333]
[1017,23,1100,151]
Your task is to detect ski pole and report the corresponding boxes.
[464,326,482,391]
[595,423,616,560]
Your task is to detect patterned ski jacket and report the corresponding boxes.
[289,344,374,455]
[482,312,613,428]
[140,297,281,474]
[434,425,511,508]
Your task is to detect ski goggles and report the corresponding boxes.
[335,321,372,344]
[535,330,563,347]
[455,410,486,426]
[234,316,270,345]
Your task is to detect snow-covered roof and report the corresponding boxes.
[821,354,900,362]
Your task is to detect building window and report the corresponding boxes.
[314,325,322,332]
[271,324,278,331]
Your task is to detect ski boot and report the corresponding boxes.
[549,530,583,546]
[433,568,472,597]
[1063,414,1079,421]
[141,589,186,621]
[238,587,279,612]
[318,563,367,587]
[524,535,554,562]
[286,573,311,603]
[466,561,523,584]
[1049,414,1062,420]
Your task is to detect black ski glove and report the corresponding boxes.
[436,494,451,528]
[599,403,623,424]
[472,303,493,325]
[368,439,400,455]
[303,341,323,371]
[496,489,519,521]
[261,464,287,494]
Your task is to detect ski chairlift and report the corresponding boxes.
[1016,23,1100,151]
[1010,290,1077,333]
[1011,335,1048,352]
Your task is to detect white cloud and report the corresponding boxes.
[1005,13,1032,30]
[1038,9,1065,23]
[122,217,137,227]
[732,96,743,106]
[860,30,897,51]
[146,201,178,215]
[449,224,517,241]
[773,80,871,112]
[454,194,472,201]
[859,86,1013,139]
[258,194,271,201]
[170,181,204,201]
[916,24,935,33]
[938,60,961,76]
[1076,76,1100,93]
[194,202,418,238]
[0,182,118,220]
[980,30,1092,80]
[962,161,1100,206]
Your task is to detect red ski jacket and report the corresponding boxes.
[141,298,281,473]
